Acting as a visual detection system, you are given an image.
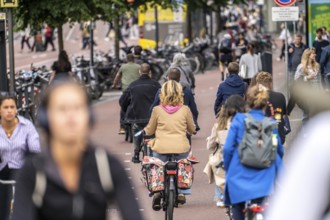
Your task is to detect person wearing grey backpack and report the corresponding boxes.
[223,85,284,220]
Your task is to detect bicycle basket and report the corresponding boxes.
[177,159,194,189]
[141,156,165,192]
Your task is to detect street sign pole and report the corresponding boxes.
[7,8,15,94]
[154,5,159,53]
[285,21,289,98]
[0,13,8,92]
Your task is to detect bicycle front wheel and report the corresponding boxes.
[165,189,175,220]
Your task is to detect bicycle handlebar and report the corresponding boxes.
[0,179,16,185]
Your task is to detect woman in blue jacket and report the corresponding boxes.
[223,85,284,220]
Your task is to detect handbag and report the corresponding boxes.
[239,64,248,79]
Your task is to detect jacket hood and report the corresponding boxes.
[225,74,244,87]
[161,105,182,114]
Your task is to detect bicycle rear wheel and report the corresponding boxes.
[165,189,175,220]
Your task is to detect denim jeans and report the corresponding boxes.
[215,185,223,201]
[152,152,191,195]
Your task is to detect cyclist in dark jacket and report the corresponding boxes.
[214,62,246,116]
[120,63,161,163]
[150,68,200,131]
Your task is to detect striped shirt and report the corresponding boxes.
[0,116,40,171]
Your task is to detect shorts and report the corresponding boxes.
[220,54,233,65]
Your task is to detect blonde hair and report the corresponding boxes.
[160,80,184,106]
[247,85,269,110]
[301,48,319,74]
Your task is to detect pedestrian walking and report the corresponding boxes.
[133,45,144,65]
[144,80,196,209]
[267,112,330,220]
[288,34,307,82]
[166,53,196,90]
[50,50,72,83]
[43,24,56,51]
[313,28,329,63]
[255,72,288,144]
[113,54,140,134]
[287,48,321,124]
[235,32,248,60]
[277,23,292,61]
[119,63,161,163]
[320,44,330,88]
[214,62,247,116]
[0,94,40,220]
[20,27,31,52]
[204,95,245,208]
[81,22,90,50]
[223,85,284,220]
[218,34,234,81]
[11,81,142,220]
[239,43,262,85]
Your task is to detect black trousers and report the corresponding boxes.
[44,36,55,50]
[0,166,17,220]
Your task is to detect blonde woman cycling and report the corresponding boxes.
[145,80,196,210]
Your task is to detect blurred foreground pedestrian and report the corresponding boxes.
[0,94,40,220]
[12,81,142,220]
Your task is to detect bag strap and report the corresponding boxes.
[177,66,192,85]
[95,148,114,198]
[32,148,114,208]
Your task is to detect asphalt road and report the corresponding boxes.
[12,25,304,219]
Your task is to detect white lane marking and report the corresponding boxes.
[123,160,131,163]
[128,176,132,179]
[125,152,132,156]
[139,209,144,212]
[125,168,131,171]
[65,24,76,41]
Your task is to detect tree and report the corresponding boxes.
[15,0,94,51]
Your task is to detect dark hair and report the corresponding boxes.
[217,95,245,130]
[247,43,255,54]
[316,28,323,34]
[0,93,17,108]
[228,62,239,75]
[168,68,181,82]
[127,54,135,62]
[134,46,142,56]
[57,50,71,72]
[295,34,303,39]
[140,63,151,74]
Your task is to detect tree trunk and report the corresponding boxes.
[114,16,120,60]
[57,24,64,51]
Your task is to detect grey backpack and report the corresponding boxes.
[238,114,278,169]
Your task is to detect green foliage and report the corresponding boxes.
[186,0,246,11]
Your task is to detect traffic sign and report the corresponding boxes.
[274,0,296,7]
[0,0,18,8]
[0,13,5,20]
[272,7,299,21]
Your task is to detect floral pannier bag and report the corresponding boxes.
[141,157,165,192]
[177,159,194,189]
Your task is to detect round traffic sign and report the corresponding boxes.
[274,0,296,7]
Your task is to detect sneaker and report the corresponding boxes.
[177,194,186,205]
[131,154,140,164]
[216,200,225,208]
[118,128,125,135]
[152,193,162,211]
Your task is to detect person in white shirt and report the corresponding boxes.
[239,43,262,85]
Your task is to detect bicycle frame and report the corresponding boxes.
[163,160,178,220]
